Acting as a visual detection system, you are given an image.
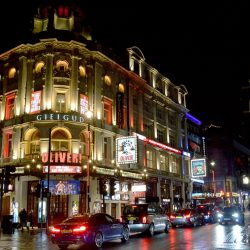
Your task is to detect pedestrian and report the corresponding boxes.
[28,209,34,229]
[19,208,28,231]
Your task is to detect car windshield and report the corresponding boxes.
[223,207,236,213]
[63,214,90,223]
[123,205,147,216]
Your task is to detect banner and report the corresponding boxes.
[191,158,206,177]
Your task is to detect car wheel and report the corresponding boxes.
[192,221,197,227]
[148,224,155,236]
[121,227,130,242]
[94,231,103,248]
[57,245,68,250]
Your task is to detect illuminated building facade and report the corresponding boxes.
[0,1,192,225]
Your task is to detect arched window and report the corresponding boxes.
[56,60,69,72]
[79,66,86,77]
[8,68,16,79]
[35,61,45,74]
[79,132,87,159]
[51,129,71,152]
[30,130,40,155]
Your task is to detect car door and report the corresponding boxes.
[105,214,122,239]
[92,214,112,241]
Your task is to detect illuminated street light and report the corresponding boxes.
[210,161,216,196]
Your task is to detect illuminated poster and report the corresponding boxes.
[191,158,206,177]
[80,94,88,115]
[30,91,41,113]
[43,180,80,195]
[116,136,137,164]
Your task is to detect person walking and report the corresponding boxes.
[19,208,28,231]
[28,209,34,229]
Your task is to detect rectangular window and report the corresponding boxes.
[160,153,169,172]
[30,91,41,113]
[157,129,164,143]
[146,148,156,169]
[3,131,12,158]
[56,93,66,112]
[5,94,15,120]
[104,98,112,125]
[169,133,176,147]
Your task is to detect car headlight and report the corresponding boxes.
[217,213,223,218]
[232,213,239,218]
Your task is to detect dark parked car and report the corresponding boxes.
[170,208,205,227]
[196,204,216,223]
[122,203,170,236]
[217,206,245,225]
[49,213,130,249]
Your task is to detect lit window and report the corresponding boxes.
[56,93,66,112]
[30,130,40,155]
[104,98,112,125]
[8,68,16,79]
[51,130,70,152]
[35,62,45,73]
[56,60,69,72]
[146,148,155,169]
[3,131,12,158]
[79,66,86,77]
[118,83,125,93]
[104,75,111,86]
[5,94,15,120]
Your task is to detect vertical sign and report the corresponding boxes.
[80,94,88,115]
[116,92,124,128]
[30,91,41,113]
[191,158,206,177]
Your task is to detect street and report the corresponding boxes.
[1,212,250,250]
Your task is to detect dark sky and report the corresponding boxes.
[1,1,250,128]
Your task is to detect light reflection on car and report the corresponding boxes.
[49,213,130,249]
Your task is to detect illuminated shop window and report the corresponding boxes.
[5,94,15,120]
[51,130,70,152]
[30,91,41,114]
[35,62,45,73]
[56,93,66,112]
[80,94,88,115]
[104,98,112,125]
[104,75,111,86]
[3,131,12,158]
[8,68,16,79]
[79,66,86,77]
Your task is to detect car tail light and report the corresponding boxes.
[170,215,175,219]
[185,214,191,219]
[73,225,87,233]
[119,217,123,223]
[142,216,147,224]
[208,211,211,215]
[50,226,61,233]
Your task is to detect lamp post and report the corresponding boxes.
[210,161,216,196]
[85,110,93,213]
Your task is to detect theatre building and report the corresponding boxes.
[0,1,192,226]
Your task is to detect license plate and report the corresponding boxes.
[61,229,72,234]
[127,217,136,220]
[176,216,183,218]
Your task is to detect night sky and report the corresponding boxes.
[1,1,250,129]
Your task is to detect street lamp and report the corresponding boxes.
[85,110,93,213]
[210,161,216,196]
